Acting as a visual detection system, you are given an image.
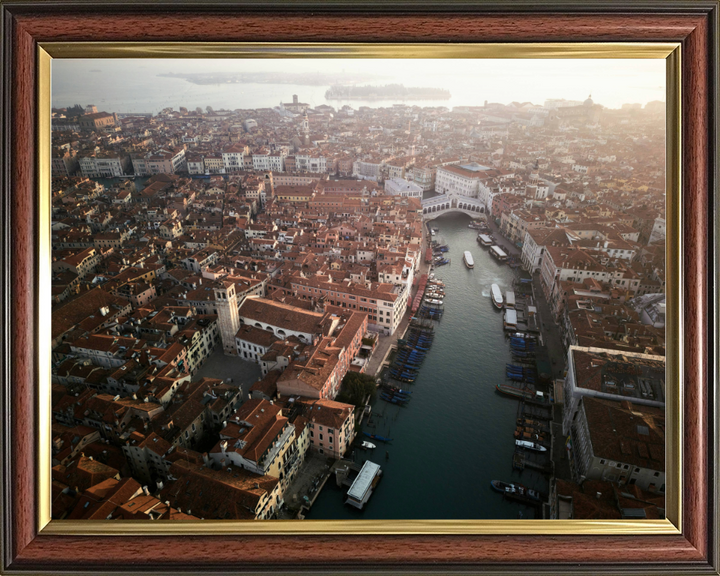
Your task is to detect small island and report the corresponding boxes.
[325,84,451,101]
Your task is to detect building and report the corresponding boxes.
[238,297,325,345]
[78,112,117,131]
[384,177,423,198]
[299,398,356,458]
[434,162,493,198]
[79,152,132,178]
[209,399,305,496]
[562,346,666,493]
[214,281,240,355]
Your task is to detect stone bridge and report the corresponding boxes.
[421,194,487,221]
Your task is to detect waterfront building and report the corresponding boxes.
[562,346,666,493]
[290,276,408,336]
[52,148,80,177]
[299,398,356,458]
[434,162,493,198]
[79,151,132,178]
[222,143,246,173]
[520,227,573,273]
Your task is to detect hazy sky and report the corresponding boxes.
[53,58,666,110]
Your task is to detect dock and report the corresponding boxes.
[344,460,383,510]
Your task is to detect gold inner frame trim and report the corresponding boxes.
[37,42,682,536]
[40,42,678,60]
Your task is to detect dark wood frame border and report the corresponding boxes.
[1,2,717,574]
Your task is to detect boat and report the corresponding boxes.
[490,480,544,505]
[495,383,548,404]
[363,432,393,443]
[508,332,536,340]
[490,245,508,263]
[504,308,518,331]
[505,291,516,309]
[515,439,547,452]
[382,384,412,394]
[463,251,474,269]
[491,284,504,309]
[477,233,493,247]
[361,441,376,449]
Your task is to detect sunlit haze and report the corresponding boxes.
[53,58,665,113]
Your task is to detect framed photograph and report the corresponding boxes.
[1,1,717,574]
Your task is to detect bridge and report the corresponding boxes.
[422,194,487,221]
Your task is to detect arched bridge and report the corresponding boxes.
[422,194,487,221]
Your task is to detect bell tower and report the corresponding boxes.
[302,111,310,146]
[214,281,240,355]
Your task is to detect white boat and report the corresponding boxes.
[515,439,547,452]
[425,298,444,305]
[361,441,376,449]
[504,308,518,330]
[491,284,504,309]
[477,234,493,247]
[463,251,474,269]
[490,245,508,263]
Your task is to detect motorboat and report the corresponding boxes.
[515,439,547,452]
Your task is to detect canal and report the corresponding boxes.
[306,212,549,520]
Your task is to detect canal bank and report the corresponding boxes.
[306,212,549,520]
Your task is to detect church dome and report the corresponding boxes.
[583,94,594,107]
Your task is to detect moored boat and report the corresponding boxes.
[505,291,516,309]
[495,383,548,404]
[490,245,508,263]
[477,233,493,247]
[490,480,544,505]
[491,284,504,309]
[515,439,547,452]
[361,441,376,449]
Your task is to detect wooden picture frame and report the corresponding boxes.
[1,1,718,574]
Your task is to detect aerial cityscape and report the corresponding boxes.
[50,60,667,522]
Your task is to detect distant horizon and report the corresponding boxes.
[52,59,666,113]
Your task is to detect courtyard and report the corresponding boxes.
[192,346,262,400]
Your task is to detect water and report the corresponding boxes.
[52,59,665,113]
[306,213,548,520]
